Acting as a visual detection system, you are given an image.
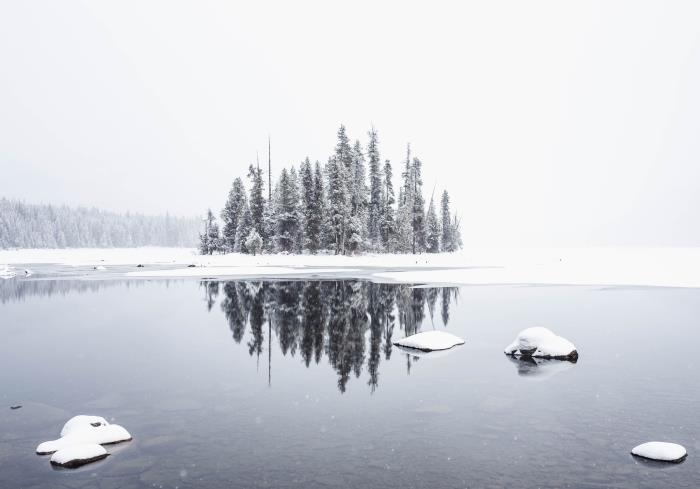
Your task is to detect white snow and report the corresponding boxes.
[393,331,465,352]
[94,265,107,270]
[37,423,132,454]
[60,415,109,437]
[1,247,700,288]
[504,327,577,359]
[631,442,687,463]
[50,443,108,467]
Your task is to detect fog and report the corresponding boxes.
[1,0,698,246]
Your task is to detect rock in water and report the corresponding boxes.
[37,424,132,455]
[50,444,108,468]
[631,442,687,463]
[393,331,465,352]
[60,415,109,437]
[504,327,578,361]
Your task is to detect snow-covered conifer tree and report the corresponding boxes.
[221,177,246,252]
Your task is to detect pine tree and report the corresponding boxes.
[411,157,426,253]
[234,200,253,253]
[300,158,323,254]
[347,140,367,254]
[275,168,300,253]
[221,177,246,252]
[248,164,266,244]
[440,190,452,252]
[425,195,440,253]
[245,229,263,256]
[289,166,303,253]
[367,128,382,248]
[396,145,414,253]
[200,209,221,255]
[380,159,395,251]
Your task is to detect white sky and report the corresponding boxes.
[1,0,698,246]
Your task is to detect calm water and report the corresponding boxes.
[0,276,699,488]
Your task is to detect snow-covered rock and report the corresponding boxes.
[393,331,465,352]
[60,415,109,437]
[93,265,107,271]
[631,442,687,463]
[37,424,132,455]
[504,327,578,360]
[50,444,108,468]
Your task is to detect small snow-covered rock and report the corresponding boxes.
[93,265,107,271]
[504,327,578,360]
[393,331,465,352]
[50,444,108,468]
[631,442,687,463]
[37,424,132,455]
[60,415,109,437]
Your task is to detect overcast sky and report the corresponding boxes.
[1,1,698,246]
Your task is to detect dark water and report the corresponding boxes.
[0,277,698,488]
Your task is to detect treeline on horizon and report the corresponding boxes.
[0,198,200,249]
[201,125,463,256]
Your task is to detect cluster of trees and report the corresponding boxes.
[204,279,459,392]
[0,198,200,249]
[200,126,462,255]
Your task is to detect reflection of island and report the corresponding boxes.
[506,355,577,380]
[205,280,459,393]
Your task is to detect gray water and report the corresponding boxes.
[0,277,698,488]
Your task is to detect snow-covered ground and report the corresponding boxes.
[1,247,700,288]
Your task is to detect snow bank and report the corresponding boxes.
[504,327,578,360]
[393,331,465,352]
[37,424,132,455]
[60,415,109,437]
[50,444,108,468]
[2,247,700,288]
[631,442,687,463]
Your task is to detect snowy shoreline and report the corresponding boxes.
[1,247,700,288]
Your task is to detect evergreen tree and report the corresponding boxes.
[425,195,440,253]
[245,229,263,256]
[411,157,426,253]
[221,177,246,252]
[367,128,382,248]
[234,200,253,253]
[275,168,300,253]
[300,158,323,254]
[247,164,266,244]
[380,159,396,251]
[349,139,368,252]
[327,154,349,254]
[200,209,221,255]
[289,166,304,253]
[440,190,453,252]
[396,145,414,253]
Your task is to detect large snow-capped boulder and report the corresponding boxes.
[393,331,465,352]
[60,415,109,437]
[50,444,108,468]
[631,442,687,463]
[37,424,132,455]
[504,327,578,361]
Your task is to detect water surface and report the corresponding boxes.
[1,277,698,488]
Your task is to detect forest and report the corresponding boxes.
[0,198,200,248]
[201,125,463,255]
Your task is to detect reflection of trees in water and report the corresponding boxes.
[215,280,458,393]
[0,279,144,304]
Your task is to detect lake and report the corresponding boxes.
[1,276,698,488]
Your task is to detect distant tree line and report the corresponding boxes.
[0,198,200,248]
[201,125,463,255]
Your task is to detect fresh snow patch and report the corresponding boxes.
[37,424,132,455]
[60,415,109,437]
[50,444,108,468]
[504,327,578,360]
[393,331,465,352]
[631,442,687,463]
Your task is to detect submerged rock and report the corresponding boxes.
[631,442,687,463]
[393,331,465,352]
[504,327,578,361]
[50,444,108,468]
